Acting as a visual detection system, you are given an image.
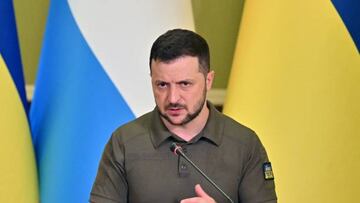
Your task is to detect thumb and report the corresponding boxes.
[194,184,212,199]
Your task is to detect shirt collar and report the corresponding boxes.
[149,101,224,148]
[201,101,224,146]
[149,107,173,148]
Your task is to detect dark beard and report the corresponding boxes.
[159,88,207,126]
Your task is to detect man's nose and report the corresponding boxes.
[168,86,180,103]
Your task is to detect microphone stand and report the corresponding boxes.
[171,143,234,203]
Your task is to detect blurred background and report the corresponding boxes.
[14,0,242,103]
[1,0,359,203]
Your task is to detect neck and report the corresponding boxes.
[163,104,210,142]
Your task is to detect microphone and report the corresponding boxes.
[170,143,234,203]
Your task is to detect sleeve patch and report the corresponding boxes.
[263,162,274,180]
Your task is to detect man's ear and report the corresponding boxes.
[206,70,215,91]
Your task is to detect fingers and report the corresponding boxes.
[180,197,203,203]
[194,184,212,199]
[180,184,216,203]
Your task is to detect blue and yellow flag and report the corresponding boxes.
[224,0,359,202]
[0,0,28,111]
[0,1,38,202]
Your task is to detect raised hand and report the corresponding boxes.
[180,184,216,203]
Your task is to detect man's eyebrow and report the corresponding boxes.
[154,80,169,84]
[176,79,193,83]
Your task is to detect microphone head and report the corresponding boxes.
[170,142,180,155]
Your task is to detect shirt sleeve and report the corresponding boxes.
[90,133,128,203]
[238,132,277,203]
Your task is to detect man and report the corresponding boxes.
[90,29,277,203]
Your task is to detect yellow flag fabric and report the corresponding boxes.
[0,55,38,202]
[224,1,360,203]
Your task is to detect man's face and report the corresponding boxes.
[151,56,214,126]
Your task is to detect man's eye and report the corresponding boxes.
[180,81,191,87]
[157,82,168,88]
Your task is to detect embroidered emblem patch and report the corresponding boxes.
[263,162,274,180]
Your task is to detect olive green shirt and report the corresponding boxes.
[90,102,277,203]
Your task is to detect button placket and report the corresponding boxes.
[178,145,190,177]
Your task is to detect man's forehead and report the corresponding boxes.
[151,58,201,72]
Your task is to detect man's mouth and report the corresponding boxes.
[166,105,185,115]
[168,107,182,112]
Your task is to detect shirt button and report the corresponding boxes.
[180,164,187,170]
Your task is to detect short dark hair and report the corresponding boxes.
[149,29,210,75]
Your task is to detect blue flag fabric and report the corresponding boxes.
[0,0,28,110]
[30,0,194,202]
[30,1,135,202]
[0,1,38,202]
[331,0,360,52]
